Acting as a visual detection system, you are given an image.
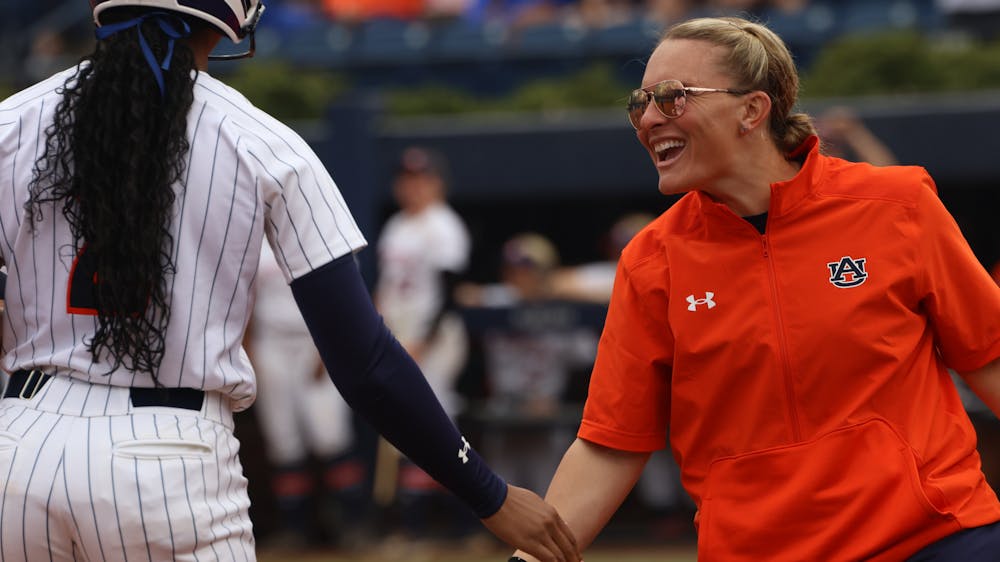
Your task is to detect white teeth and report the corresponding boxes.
[654,140,685,152]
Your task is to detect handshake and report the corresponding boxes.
[483,483,581,562]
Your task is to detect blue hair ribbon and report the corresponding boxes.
[95,12,192,98]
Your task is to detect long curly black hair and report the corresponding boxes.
[27,10,199,380]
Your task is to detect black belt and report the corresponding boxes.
[3,369,205,411]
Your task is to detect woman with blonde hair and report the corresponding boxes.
[510,15,1000,562]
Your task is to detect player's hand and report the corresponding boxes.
[481,484,581,562]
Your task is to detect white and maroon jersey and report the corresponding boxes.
[0,65,366,411]
[375,202,469,343]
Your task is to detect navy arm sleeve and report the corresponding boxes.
[289,254,507,517]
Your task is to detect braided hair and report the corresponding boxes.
[27,9,199,380]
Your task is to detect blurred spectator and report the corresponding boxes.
[427,0,475,19]
[936,0,1000,41]
[247,244,368,552]
[457,232,600,495]
[373,146,476,540]
[323,0,426,21]
[552,212,655,304]
[644,0,695,26]
[704,0,768,16]
[768,0,808,11]
[457,232,562,306]
[816,106,898,166]
[464,0,577,29]
[572,0,636,29]
[256,0,327,34]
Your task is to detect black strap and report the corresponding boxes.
[130,387,204,410]
[2,369,52,399]
[3,369,204,411]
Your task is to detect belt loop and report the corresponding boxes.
[18,369,47,400]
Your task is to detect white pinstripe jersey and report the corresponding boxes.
[0,65,366,411]
[376,202,470,344]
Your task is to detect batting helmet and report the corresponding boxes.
[90,0,265,44]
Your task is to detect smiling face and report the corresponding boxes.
[636,38,749,198]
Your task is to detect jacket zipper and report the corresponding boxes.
[762,234,802,442]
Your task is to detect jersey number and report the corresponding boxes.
[66,246,147,317]
[67,245,100,315]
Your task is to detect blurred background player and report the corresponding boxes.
[457,232,599,497]
[247,243,368,552]
[376,146,470,429]
[457,232,563,308]
[551,212,655,304]
[373,146,477,543]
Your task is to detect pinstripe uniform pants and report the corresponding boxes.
[0,375,255,561]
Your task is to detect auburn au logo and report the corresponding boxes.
[827,256,868,288]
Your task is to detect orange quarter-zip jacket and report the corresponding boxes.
[579,136,1000,561]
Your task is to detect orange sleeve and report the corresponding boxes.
[914,172,1000,372]
[578,255,672,452]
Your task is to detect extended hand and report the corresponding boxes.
[481,484,582,562]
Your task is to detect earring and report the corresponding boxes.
[739,124,750,135]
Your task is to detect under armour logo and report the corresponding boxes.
[458,436,470,464]
[827,256,868,288]
[686,292,716,311]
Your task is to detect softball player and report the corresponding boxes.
[375,146,470,421]
[0,1,580,560]
[373,147,474,535]
[248,243,363,549]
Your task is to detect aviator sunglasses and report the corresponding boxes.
[627,79,751,129]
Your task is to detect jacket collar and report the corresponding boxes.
[693,135,825,225]
[769,134,824,218]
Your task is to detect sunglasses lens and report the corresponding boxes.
[652,80,685,118]
[626,80,686,128]
[627,89,649,129]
